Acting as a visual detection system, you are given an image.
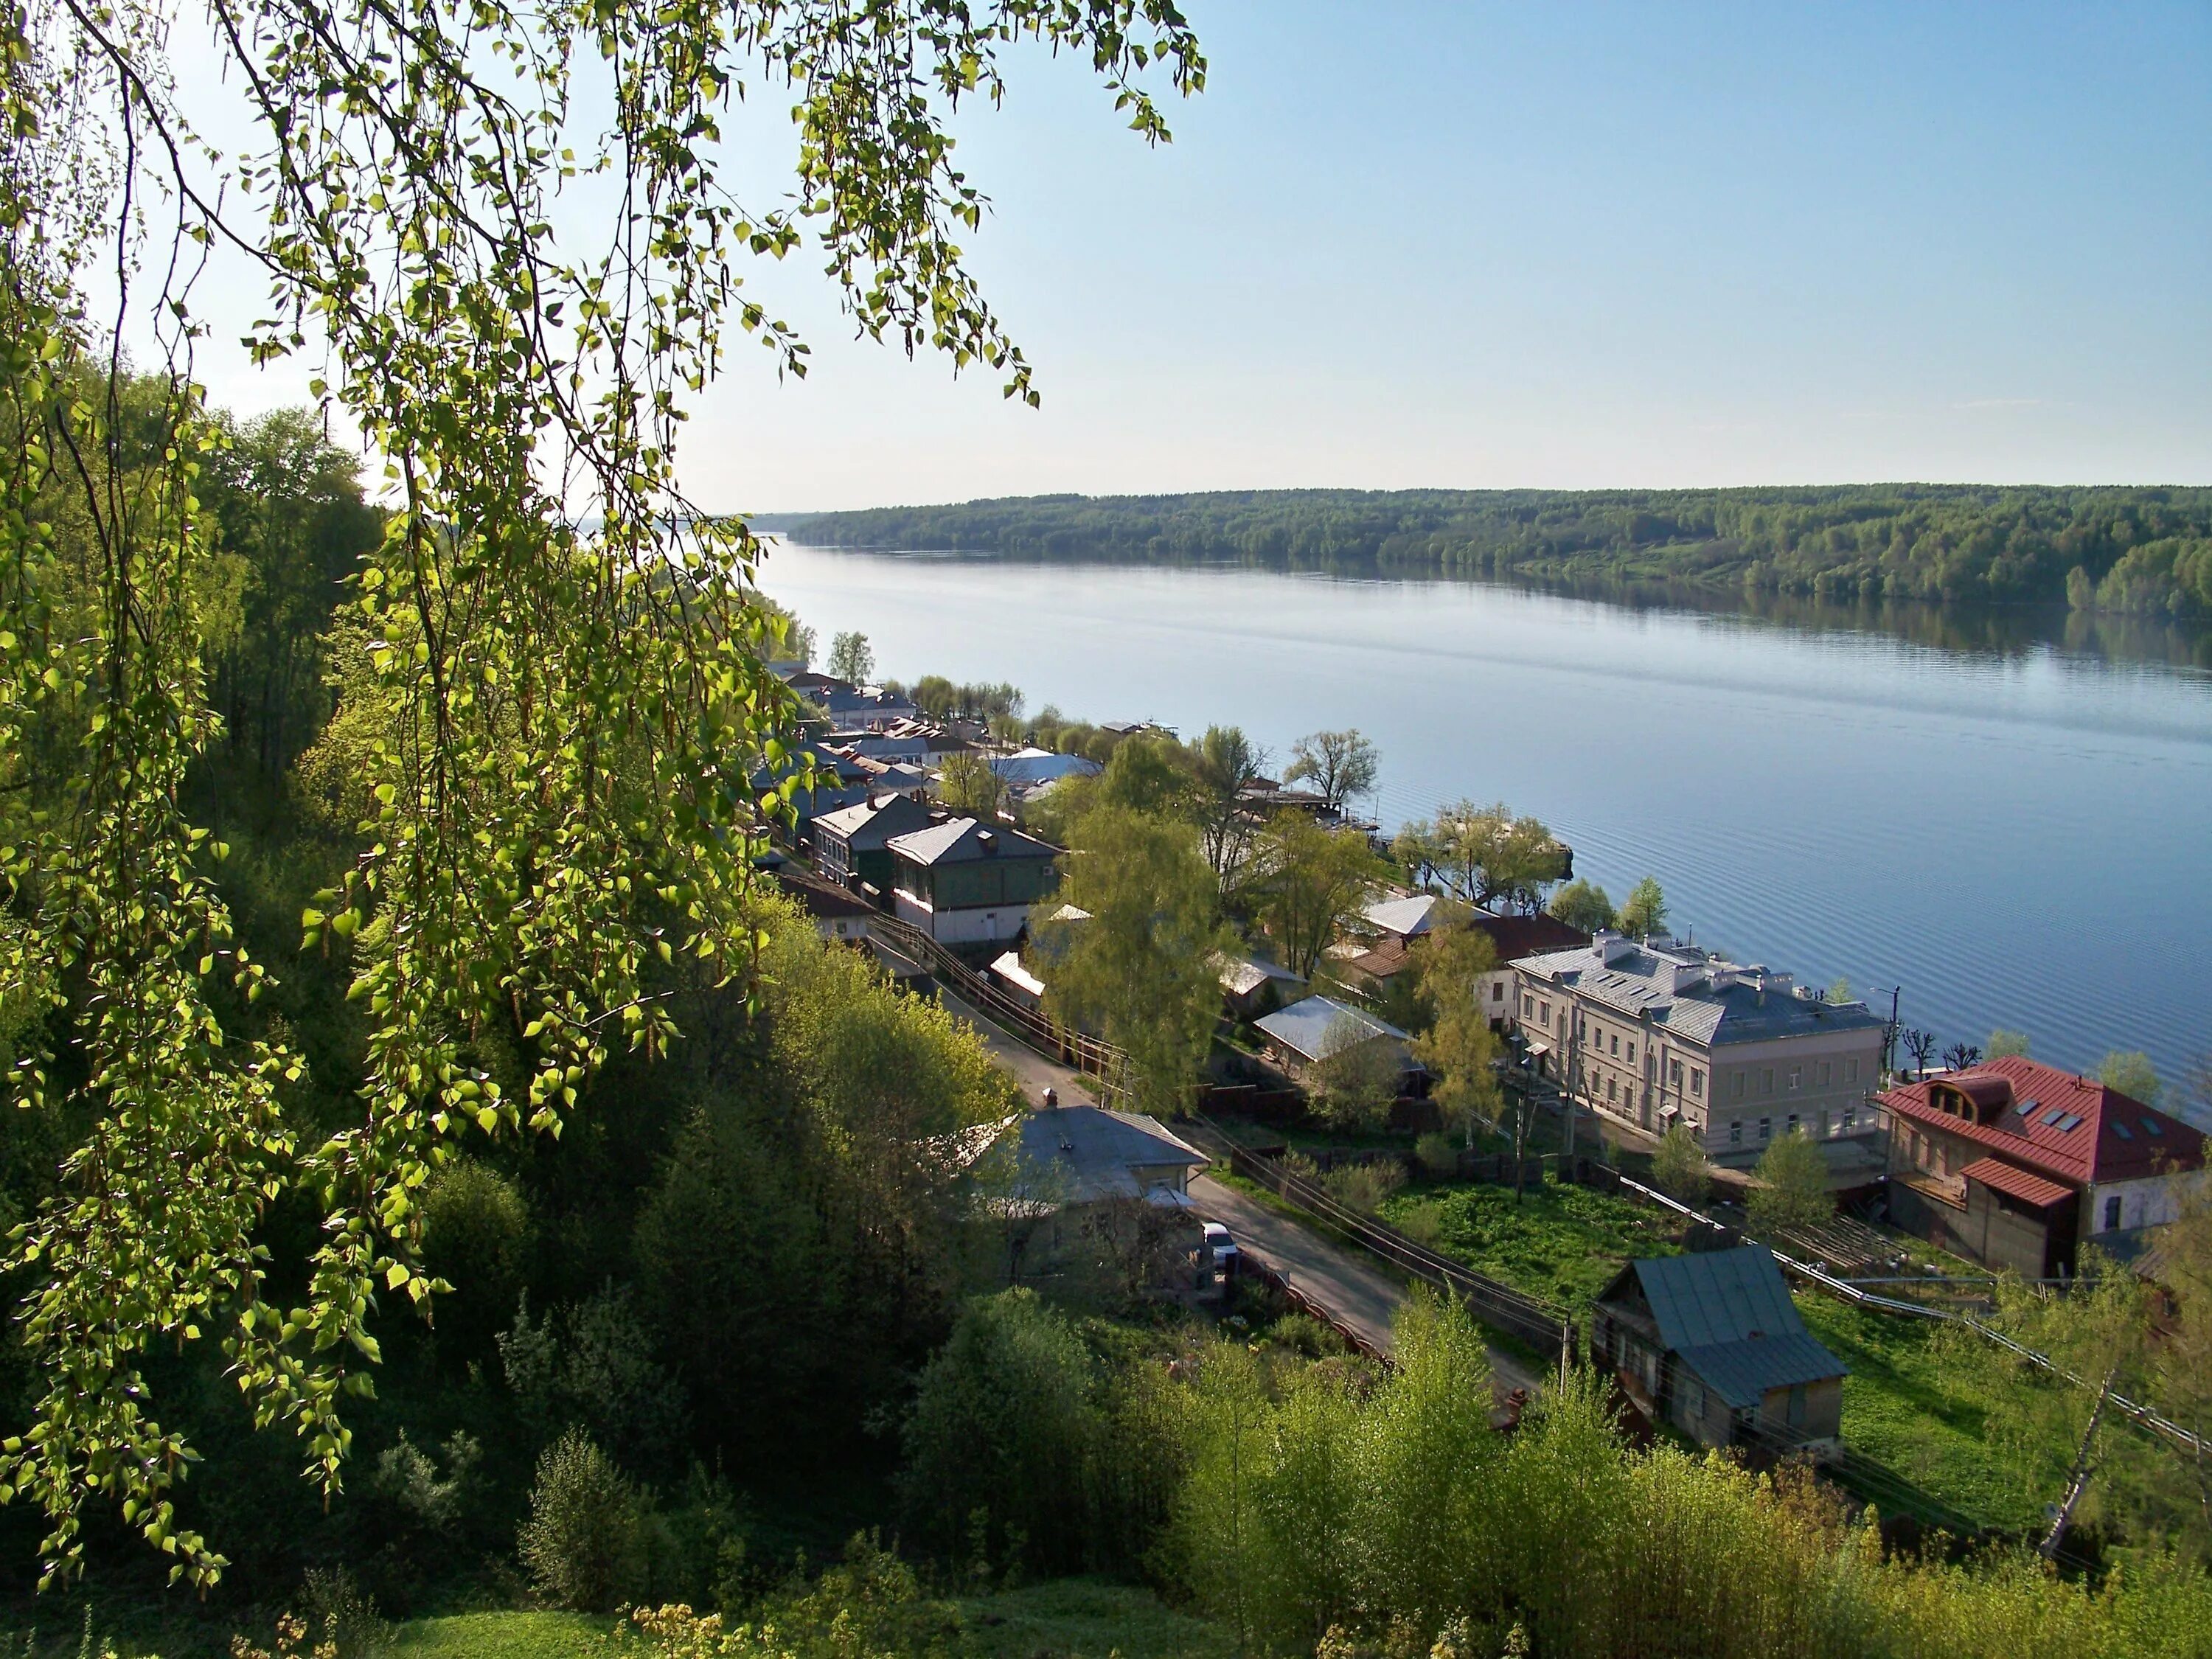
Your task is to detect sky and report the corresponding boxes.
[179,1,2212,512]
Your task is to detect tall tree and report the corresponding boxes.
[0,0,1202,1585]
[1283,728,1379,814]
[1043,807,1233,1119]
[1745,1130,1832,1234]
[1618,876,1669,939]
[1988,1028,2032,1059]
[827,630,874,685]
[1546,878,1615,933]
[1394,801,1568,913]
[936,752,1009,818]
[1192,725,1270,890]
[2101,1051,2163,1106]
[1251,815,1392,980]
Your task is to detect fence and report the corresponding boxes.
[1190,1116,1576,1359]
[866,910,1130,1098]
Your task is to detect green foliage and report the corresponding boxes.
[1320,1159,1407,1213]
[1043,806,1231,1117]
[1305,1033,1402,1132]
[1546,878,1615,933]
[389,1612,613,1659]
[518,1430,648,1613]
[936,751,1009,817]
[1394,802,1567,912]
[1,0,1201,1585]
[1650,1122,1712,1208]
[793,486,2212,617]
[420,1160,534,1357]
[1987,1028,2032,1060]
[1617,875,1668,939]
[2100,1049,2162,1105]
[1413,1133,1458,1179]
[1747,1130,1834,1234]
[1250,815,1391,980]
[1379,1177,1681,1312]
[1281,729,1378,813]
[827,631,874,685]
[1413,925,1500,1137]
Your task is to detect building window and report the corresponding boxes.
[1492,982,1504,1003]
[1691,1068,1704,1096]
[2104,1194,2122,1231]
[1731,1071,1745,1099]
[1787,1113,1800,1136]
[1627,1042,1636,1066]
[1788,1065,1803,1091]
[1841,1107,1856,1132]
[1607,1078,1617,1102]
[1762,1068,1775,1094]
[1759,1116,1772,1141]
[1729,1120,1742,1146]
[1521,993,1533,1018]
[1818,1060,1832,1087]
[1540,1001,1551,1027]
[1845,1059,1858,1084]
[1610,1033,1620,1057]
[1669,1058,1683,1088]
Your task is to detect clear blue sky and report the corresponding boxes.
[191,1,2212,510]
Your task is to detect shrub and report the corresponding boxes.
[1413,1132,1458,1179]
[1746,1130,1832,1235]
[518,1429,647,1612]
[1325,1160,1407,1214]
[1650,1122,1712,1208]
[299,1567,392,1658]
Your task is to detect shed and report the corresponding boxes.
[1592,1245,1846,1451]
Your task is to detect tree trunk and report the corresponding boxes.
[2040,1367,2118,1562]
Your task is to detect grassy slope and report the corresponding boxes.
[386,1584,1228,1659]
[1380,1177,1685,1312]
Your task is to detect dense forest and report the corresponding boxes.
[790,487,2212,619]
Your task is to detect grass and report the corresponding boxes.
[1380,1174,1686,1312]
[956,1579,1232,1659]
[390,1611,616,1659]
[1792,1292,2048,1534]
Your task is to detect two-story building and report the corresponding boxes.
[884,815,1062,947]
[1878,1057,2207,1279]
[1512,932,1888,1173]
[809,792,942,898]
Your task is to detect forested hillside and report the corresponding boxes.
[791,487,2212,617]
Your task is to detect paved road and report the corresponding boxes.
[929,983,1542,1395]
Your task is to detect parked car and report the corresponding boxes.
[1203,1221,1239,1280]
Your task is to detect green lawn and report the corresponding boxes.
[1380,1175,1686,1312]
[391,1611,615,1659]
[1792,1293,2048,1534]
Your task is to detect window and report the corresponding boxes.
[1607,1077,1617,1102]
[1492,982,1504,1004]
[2104,1194,2122,1231]
[1540,1001,1551,1027]
[1787,1113,1801,1136]
[1521,993,1532,1018]
[1731,1070,1745,1100]
[1759,1116,1772,1141]
[2112,1121,2133,1141]
[1762,1068,1775,1094]
[1845,1059,1858,1084]
[1669,1059,1683,1088]
[1818,1060,1832,1087]
[1627,1042,1636,1066]
[1691,1068,1704,1096]
[1610,1032,1620,1057]
[2146,1119,2165,1138]
[1841,1107,1856,1132]
[1729,1119,1742,1146]
[1788,1065,1803,1091]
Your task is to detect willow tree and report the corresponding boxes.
[0,0,1201,1587]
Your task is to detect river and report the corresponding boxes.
[761,541,2212,1119]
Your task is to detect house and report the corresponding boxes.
[1329,908,1590,1026]
[1253,995,1413,1081]
[1465,911,1589,1027]
[831,719,977,765]
[1512,933,1887,1175]
[774,670,918,731]
[989,905,1092,1009]
[1878,1057,2208,1279]
[1216,952,1307,1020]
[884,815,1062,947]
[1237,780,1340,826]
[773,866,875,946]
[964,1102,1211,1285]
[1592,1245,1846,1451]
[1362,891,1441,942]
[809,792,942,897]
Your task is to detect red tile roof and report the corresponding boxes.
[1469,911,1590,960]
[1879,1056,2204,1187]
[1960,1158,2075,1210]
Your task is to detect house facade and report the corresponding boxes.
[884,816,1062,946]
[1512,933,1887,1171]
[810,792,942,897]
[1593,1245,1846,1451]
[1879,1057,2207,1279]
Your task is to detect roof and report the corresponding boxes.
[885,815,1060,867]
[987,748,1103,787]
[1253,995,1408,1063]
[1338,934,1415,982]
[1961,1157,2075,1210]
[1879,1057,2205,1186]
[1362,894,1439,939]
[1216,953,1305,998]
[1467,911,1590,960]
[1514,938,1887,1048]
[1604,1245,1845,1408]
[999,1105,1209,1207]
[811,792,941,847]
[989,950,1047,999]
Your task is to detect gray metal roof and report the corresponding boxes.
[813,793,939,846]
[885,816,1058,866]
[1006,1105,1208,1206]
[1619,1245,1845,1406]
[1514,943,1887,1048]
[1253,995,1408,1062]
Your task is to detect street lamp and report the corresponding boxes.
[1864,984,1902,1079]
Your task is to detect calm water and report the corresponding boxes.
[763,542,2212,1118]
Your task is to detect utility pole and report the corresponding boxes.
[2041,1366,2118,1563]
[1867,985,1902,1079]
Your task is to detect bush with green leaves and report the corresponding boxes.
[1650,1121,1713,1208]
[518,1430,647,1613]
[1746,1130,1834,1235]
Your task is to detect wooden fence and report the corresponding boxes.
[1190,1116,1576,1359]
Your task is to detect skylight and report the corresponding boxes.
[2039,1107,2067,1127]
[2112,1121,2133,1141]
[2146,1119,2164,1136]
[2055,1113,2083,1133]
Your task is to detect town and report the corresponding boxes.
[760,629,2209,1544]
